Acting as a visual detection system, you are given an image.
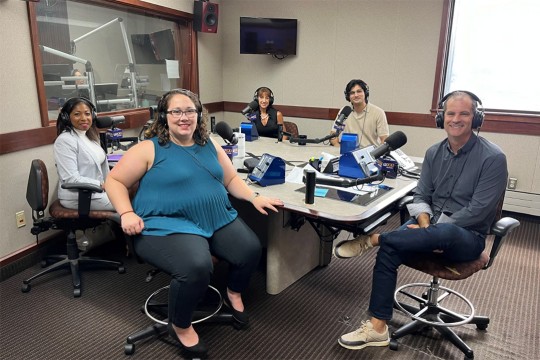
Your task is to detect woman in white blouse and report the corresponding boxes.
[54,97,114,211]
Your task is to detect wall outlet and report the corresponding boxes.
[16,211,26,228]
[507,177,518,190]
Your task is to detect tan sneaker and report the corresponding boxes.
[333,235,373,259]
[338,320,390,350]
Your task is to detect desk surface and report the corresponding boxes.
[222,136,418,228]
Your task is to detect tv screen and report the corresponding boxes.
[240,17,297,55]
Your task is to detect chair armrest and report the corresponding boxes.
[61,182,103,193]
[491,217,520,237]
[485,217,520,269]
[61,182,104,217]
[397,195,414,225]
[397,195,414,210]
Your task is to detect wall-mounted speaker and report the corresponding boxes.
[194,1,219,33]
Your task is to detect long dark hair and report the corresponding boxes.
[56,97,99,142]
[145,89,209,146]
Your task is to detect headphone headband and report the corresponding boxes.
[253,87,274,105]
[157,88,203,125]
[344,79,370,103]
[59,97,97,125]
[435,90,484,129]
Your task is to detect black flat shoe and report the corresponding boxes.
[167,322,208,357]
[223,297,249,325]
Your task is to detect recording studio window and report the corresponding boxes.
[30,0,193,126]
[441,0,540,114]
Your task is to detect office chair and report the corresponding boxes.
[21,159,125,297]
[283,121,299,138]
[123,235,238,356]
[390,195,520,359]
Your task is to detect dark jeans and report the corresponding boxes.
[134,217,261,328]
[368,220,485,321]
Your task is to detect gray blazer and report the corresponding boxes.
[54,131,110,202]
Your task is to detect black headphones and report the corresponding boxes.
[59,97,97,125]
[253,87,274,106]
[157,89,203,125]
[435,90,484,129]
[344,79,370,103]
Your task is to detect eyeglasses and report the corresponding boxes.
[348,90,364,96]
[166,108,198,118]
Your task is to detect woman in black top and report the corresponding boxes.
[247,87,287,139]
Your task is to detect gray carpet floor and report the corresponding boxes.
[0,212,538,359]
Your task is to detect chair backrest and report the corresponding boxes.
[26,159,49,220]
[283,121,299,138]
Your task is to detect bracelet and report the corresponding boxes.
[120,210,135,217]
[249,192,260,203]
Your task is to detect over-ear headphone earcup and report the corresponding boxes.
[472,110,484,129]
[60,111,71,125]
[435,111,444,128]
[158,112,167,124]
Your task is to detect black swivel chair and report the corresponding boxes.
[283,121,299,138]
[22,159,125,297]
[390,195,520,359]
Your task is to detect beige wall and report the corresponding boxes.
[1,0,538,260]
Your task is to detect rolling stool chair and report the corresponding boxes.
[22,159,125,297]
[390,196,520,359]
[124,242,237,356]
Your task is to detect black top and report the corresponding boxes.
[250,107,280,138]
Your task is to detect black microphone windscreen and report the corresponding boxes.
[96,116,113,128]
[248,100,259,111]
[386,131,407,150]
[215,121,236,144]
[340,106,352,117]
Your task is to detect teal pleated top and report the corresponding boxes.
[132,137,237,236]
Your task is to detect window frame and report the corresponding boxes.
[432,0,540,136]
[28,0,199,128]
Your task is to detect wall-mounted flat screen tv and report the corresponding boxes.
[240,17,297,56]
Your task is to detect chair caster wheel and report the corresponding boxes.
[476,323,488,330]
[73,288,81,297]
[21,283,31,293]
[118,266,126,274]
[389,339,399,351]
[124,343,135,355]
[40,260,48,268]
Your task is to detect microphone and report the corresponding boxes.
[215,121,238,145]
[96,115,125,128]
[370,131,407,159]
[311,172,384,187]
[335,106,353,127]
[241,100,259,115]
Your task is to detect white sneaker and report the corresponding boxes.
[338,320,390,350]
[333,235,373,259]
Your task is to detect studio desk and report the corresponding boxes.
[223,136,418,295]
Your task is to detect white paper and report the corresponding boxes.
[166,59,180,78]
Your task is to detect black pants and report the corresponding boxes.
[134,217,261,328]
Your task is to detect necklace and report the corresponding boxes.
[261,114,269,120]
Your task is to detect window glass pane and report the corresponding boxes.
[445,0,540,112]
[36,0,185,119]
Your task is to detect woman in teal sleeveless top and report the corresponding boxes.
[105,89,283,357]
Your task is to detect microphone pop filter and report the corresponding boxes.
[215,121,238,145]
[386,130,407,150]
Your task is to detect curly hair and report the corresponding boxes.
[144,89,209,146]
[56,97,100,142]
